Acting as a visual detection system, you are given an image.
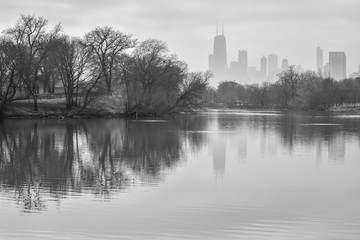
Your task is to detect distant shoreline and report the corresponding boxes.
[2,104,360,120]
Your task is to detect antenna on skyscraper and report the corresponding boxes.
[216,18,219,35]
[222,19,224,36]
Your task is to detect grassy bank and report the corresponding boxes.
[1,97,125,119]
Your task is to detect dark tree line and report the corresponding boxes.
[0,15,210,116]
[205,65,360,111]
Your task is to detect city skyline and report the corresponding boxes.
[208,24,357,84]
[0,0,359,74]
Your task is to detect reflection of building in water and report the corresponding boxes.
[328,134,345,164]
[213,136,226,177]
[260,127,267,157]
[316,140,323,166]
[237,132,247,162]
[259,127,278,158]
[267,132,278,156]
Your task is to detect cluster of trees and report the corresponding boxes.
[0,15,210,116]
[205,66,360,111]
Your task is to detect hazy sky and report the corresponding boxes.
[1,0,359,74]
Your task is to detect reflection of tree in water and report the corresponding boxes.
[211,112,360,161]
[276,114,358,157]
[175,114,213,152]
[15,182,46,213]
[121,121,182,181]
[0,118,187,212]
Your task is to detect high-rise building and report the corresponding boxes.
[324,63,330,78]
[281,59,289,72]
[358,64,360,74]
[268,54,278,82]
[247,66,257,83]
[229,61,240,81]
[260,56,267,80]
[208,21,227,81]
[329,52,346,80]
[316,46,323,74]
[238,50,248,81]
[295,65,304,73]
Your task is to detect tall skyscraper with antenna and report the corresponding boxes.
[209,20,227,81]
[260,56,267,80]
[316,46,323,74]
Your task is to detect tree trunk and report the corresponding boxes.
[33,97,38,111]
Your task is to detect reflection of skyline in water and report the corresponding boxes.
[237,129,247,162]
[328,133,346,164]
[203,111,360,179]
[1,111,360,213]
[212,135,226,177]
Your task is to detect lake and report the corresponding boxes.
[0,109,360,239]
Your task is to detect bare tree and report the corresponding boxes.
[83,26,135,94]
[53,35,103,111]
[249,82,270,107]
[122,39,209,116]
[53,36,86,110]
[277,65,304,107]
[122,39,184,115]
[167,71,211,114]
[216,81,240,106]
[0,39,24,112]
[3,14,61,111]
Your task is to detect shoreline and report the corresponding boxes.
[2,106,360,120]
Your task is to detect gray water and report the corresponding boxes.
[0,110,359,240]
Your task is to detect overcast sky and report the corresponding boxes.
[1,0,359,74]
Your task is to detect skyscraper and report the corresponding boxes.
[208,21,227,81]
[229,61,240,81]
[316,46,323,74]
[281,59,289,72]
[238,50,248,82]
[324,63,330,78]
[329,52,346,80]
[247,66,257,83]
[268,54,278,82]
[358,64,360,74]
[260,56,267,80]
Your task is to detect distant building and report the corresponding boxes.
[329,52,346,80]
[324,63,330,78]
[260,56,267,80]
[295,65,304,73]
[281,59,289,72]
[247,66,257,83]
[209,21,227,84]
[358,64,360,74]
[268,54,278,82]
[229,61,240,81]
[238,50,248,82]
[316,46,323,74]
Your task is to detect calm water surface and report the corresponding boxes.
[0,110,359,239]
